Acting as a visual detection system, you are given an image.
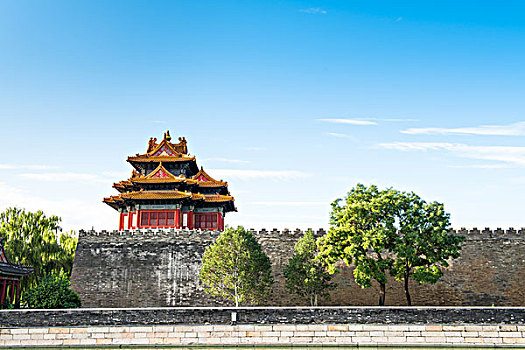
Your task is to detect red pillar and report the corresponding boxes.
[119,213,124,231]
[14,280,20,308]
[188,211,194,230]
[9,280,14,305]
[175,209,181,229]
[0,279,6,306]
[5,280,10,305]
[137,210,141,228]
[218,213,224,231]
[128,212,133,230]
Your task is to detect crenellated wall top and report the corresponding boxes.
[79,229,221,236]
[451,227,525,238]
[78,229,221,243]
[79,227,525,240]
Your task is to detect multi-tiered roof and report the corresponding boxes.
[103,131,235,230]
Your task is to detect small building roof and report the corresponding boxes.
[0,238,33,278]
[127,131,195,164]
[192,167,228,187]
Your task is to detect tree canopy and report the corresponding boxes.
[199,226,273,306]
[317,184,464,306]
[317,184,398,305]
[0,207,78,293]
[284,230,335,306]
[390,192,464,305]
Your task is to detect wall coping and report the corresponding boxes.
[2,307,525,327]
[79,228,525,239]
[3,306,525,312]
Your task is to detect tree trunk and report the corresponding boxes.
[404,274,411,306]
[234,284,239,307]
[379,282,386,306]
[314,294,318,307]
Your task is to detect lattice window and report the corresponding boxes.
[140,210,177,228]
[195,213,218,230]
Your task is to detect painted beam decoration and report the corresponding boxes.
[103,131,236,231]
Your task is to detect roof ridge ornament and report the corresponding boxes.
[164,130,172,142]
[147,138,158,153]
[178,137,187,154]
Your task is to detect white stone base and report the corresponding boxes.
[1,324,525,347]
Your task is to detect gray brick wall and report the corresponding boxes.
[70,228,525,307]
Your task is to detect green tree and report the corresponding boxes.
[317,184,398,305]
[23,275,81,309]
[390,192,464,305]
[0,208,78,293]
[284,230,335,306]
[199,226,273,306]
[318,184,464,306]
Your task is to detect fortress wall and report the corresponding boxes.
[327,228,525,306]
[71,229,222,308]
[70,228,525,307]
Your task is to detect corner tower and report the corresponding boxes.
[103,131,236,231]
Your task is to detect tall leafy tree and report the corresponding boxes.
[284,230,335,306]
[390,192,464,305]
[0,207,78,293]
[317,184,398,305]
[199,226,273,306]
[318,185,464,306]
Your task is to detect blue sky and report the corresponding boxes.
[1,1,525,231]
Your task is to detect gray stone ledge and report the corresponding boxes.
[2,307,525,328]
[3,306,525,311]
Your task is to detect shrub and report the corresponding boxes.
[23,275,81,309]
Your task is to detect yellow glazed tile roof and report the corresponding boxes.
[192,167,228,187]
[120,190,191,200]
[127,155,196,162]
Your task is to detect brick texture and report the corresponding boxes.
[1,323,524,347]
[70,228,525,307]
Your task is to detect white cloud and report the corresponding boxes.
[317,118,377,126]
[101,171,130,178]
[326,132,352,138]
[299,7,327,14]
[448,164,512,169]
[202,158,250,164]
[209,169,310,181]
[378,142,454,152]
[20,172,114,183]
[252,201,327,207]
[401,121,525,136]
[377,142,525,166]
[152,120,167,124]
[0,164,57,170]
[319,118,417,126]
[381,118,418,122]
